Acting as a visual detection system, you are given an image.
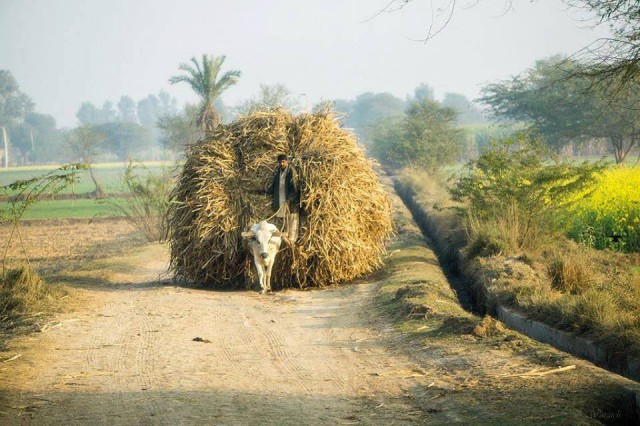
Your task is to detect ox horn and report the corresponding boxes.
[241,230,256,240]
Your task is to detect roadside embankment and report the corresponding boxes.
[377,174,640,423]
[392,172,640,389]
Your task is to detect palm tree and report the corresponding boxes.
[169,55,241,135]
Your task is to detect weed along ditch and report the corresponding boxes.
[393,174,640,420]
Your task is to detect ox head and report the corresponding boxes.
[241,221,281,258]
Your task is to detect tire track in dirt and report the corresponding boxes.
[215,305,258,375]
[130,306,163,418]
[319,285,412,414]
[261,325,316,394]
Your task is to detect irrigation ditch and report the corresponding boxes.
[391,175,640,417]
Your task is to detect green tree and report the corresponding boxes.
[169,55,241,136]
[8,113,59,164]
[8,124,34,164]
[76,101,118,125]
[101,101,118,123]
[117,96,138,123]
[65,126,106,197]
[24,113,62,163]
[480,56,640,163]
[235,84,300,116]
[136,95,161,128]
[442,92,486,125]
[371,98,464,170]
[410,83,435,103]
[0,70,34,167]
[157,103,203,152]
[76,102,101,125]
[136,91,178,146]
[333,92,405,142]
[158,91,178,117]
[97,122,152,164]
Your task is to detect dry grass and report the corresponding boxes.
[0,266,65,331]
[400,166,640,358]
[0,218,147,274]
[166,108,392,289]
[547,257,592,295]
[0,218,150,345]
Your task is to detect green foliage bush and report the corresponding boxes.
[449,134,604,251]
[371,98,464,170]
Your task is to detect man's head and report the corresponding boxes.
[277,154,288,170]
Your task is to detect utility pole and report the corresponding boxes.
[29,129,35,164]
[1,126,8,168]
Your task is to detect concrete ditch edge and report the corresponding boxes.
[392,177,640,416]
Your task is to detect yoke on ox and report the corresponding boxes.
[242,221,282,294]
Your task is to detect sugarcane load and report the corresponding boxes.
[165,108,392,290]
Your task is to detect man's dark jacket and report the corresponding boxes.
[271,166,300,213]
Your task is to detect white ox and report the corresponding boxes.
[242,221,282,294]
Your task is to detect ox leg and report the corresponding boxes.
[265,262,274,293]
[260,265,268,294]
[255,262,266,294]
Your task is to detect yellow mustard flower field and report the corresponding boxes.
[567,166,640,252]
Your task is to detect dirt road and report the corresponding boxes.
[0,210,637,424]
[0,246,448,425]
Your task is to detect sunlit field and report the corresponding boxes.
[0,162,175,219]
[0,162,176,195]
[566,166,640,253]
[3,198,128,219]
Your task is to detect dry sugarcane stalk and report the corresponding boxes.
[494,365,576,378]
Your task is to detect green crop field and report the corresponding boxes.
[0,162,176,195]
[0,198,129,220]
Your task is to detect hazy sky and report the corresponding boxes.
[1,0,609,127]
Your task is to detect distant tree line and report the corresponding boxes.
[480,55,640,164]
[331,83,487,170]
[0,68,194,167]
[0,70,55,166]
[72,91,180,165]
[332,83,485,144]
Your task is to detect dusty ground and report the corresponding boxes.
[0,214,637,424]
[0,218,147,275]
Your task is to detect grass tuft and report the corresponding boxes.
[547,257,592,295]
[0,266,64,329]
[466,231,505,258]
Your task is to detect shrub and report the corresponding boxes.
[0,266,60,328]
[449,134,604,252]
[111,163,175,242]
[370,98,464,170]
[465,230,505,258]
[547,257,592,295]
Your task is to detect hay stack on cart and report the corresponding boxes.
[166,108,392,289]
